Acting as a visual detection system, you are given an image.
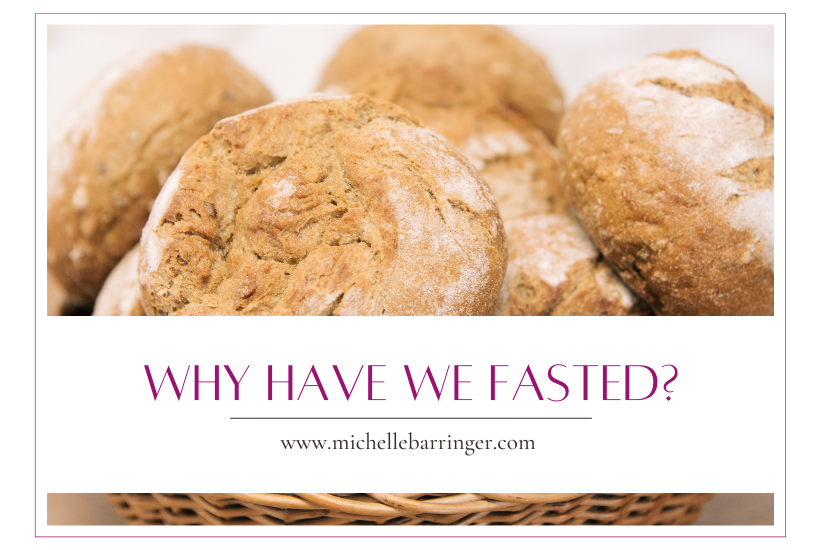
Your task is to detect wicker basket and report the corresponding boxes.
[108,493,713,526]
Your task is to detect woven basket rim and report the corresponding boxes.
[109,493,714,526]
[203,493,589,516]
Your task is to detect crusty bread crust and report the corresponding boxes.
[319,25,564,142]
[48,45,274,305]
[559,51,774,315]
[495,214,649,316]
[329,66,566,220]
[138,94,507,316]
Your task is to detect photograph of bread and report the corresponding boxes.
[46,25,775,316]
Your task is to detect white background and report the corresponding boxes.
[38,317,782,494]
[5,0,815,549]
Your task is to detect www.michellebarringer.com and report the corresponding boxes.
[280,432,534,456]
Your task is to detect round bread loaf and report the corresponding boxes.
[93,246,145,316]
[319,25,564,142]
[328,67,566,220]
[495,214,648,316]
[48,45,274,306]
[138,94,507,316]
[559,51,774,315]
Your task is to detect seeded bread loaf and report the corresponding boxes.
[48,45,274,306]
[559,51,774,315]
[138,94,507,316]
[319,25,564,142]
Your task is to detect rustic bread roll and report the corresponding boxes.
[48,45,274,306]
[559,51,774,315]
[495,214,648,316]
[319,25,564,142]
[138,94,507,316]
[329,67,566,220]
[93,246,145,316]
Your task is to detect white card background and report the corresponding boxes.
[26,4,793,545]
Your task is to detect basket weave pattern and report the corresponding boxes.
[108,493,713,526]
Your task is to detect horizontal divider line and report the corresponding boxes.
[230,417,592,420]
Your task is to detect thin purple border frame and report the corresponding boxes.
[33,11,787,539]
